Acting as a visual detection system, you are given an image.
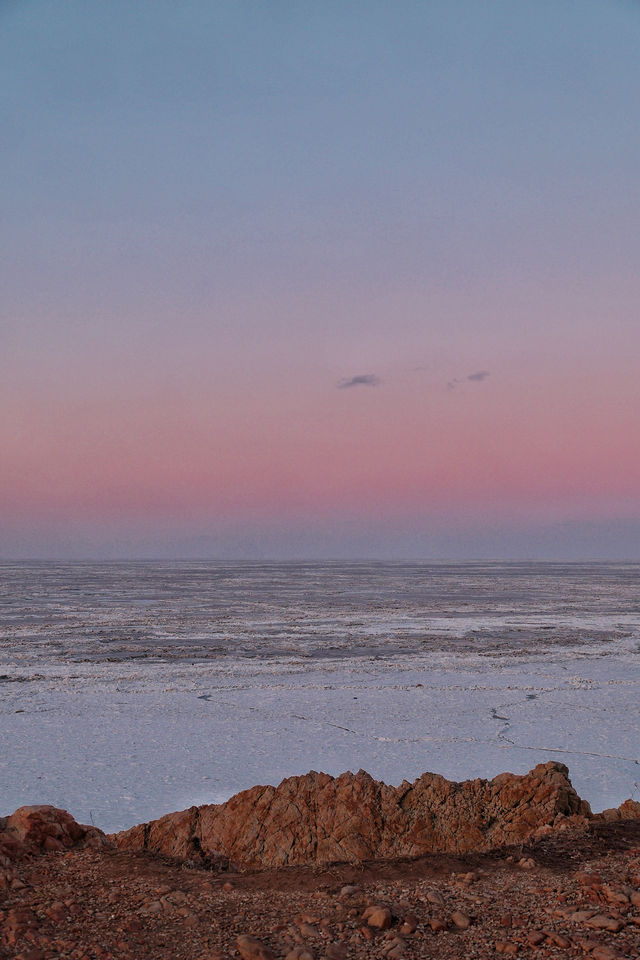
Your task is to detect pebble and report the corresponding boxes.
[584,914,624,933]
[591,948,622,960]
[324,944,348,960]
[425,889,445,906]
[286,947,314,960]
[237,935,276,960]
[365,907,392,930]
[451,910,471,929]
[399,915,417,935]
[526,930,546,946]
[339,886,361,898]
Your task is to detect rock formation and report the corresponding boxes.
[114,761,595,868]
[0,805,104,865]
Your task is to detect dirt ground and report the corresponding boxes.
[2,820,640,960]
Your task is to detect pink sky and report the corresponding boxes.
[2,1,640,557]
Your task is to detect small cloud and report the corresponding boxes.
[447,370,491,390]
[337,373,381,389]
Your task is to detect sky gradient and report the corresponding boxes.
[2,0,640,559]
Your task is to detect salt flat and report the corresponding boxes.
[1,561,639,832]
[2,640,639,832]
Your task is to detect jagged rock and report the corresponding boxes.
[113,762,593,868]
[0,805,105,862]
[617,798,640,819]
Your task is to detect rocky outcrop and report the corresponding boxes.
[114,762,594,868]
[0,805,105,864]
[597,798,640,822]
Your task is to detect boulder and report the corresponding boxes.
[0,805,105,862]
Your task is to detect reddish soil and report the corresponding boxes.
[2,820,640,960]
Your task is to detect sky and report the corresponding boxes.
[1,0,640,559]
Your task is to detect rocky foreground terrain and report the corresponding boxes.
[2,763,640,960]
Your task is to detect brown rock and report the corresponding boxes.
[569,910,596,921]
[236,935,275,960]
[428,918,447,932]
[575,938,603,953]
[526,930,546,946]
[575,871,603,886]
[425,888,445,906]
[3,907,37,947]
[399,915,417,934]
[382,937,405,957]
[451,910,471,929]
[602,885,629,904]
[366,907,392,930]
[495,942,520,955]
[591,948,622,960]
[324,945,347,960]
[339,885,361,898]
[584,915,624,933]
[113,762,592,868]
[1,806,104,862]
[44,902,67,923]
[385,947,404,960]
[286,948,314,960]
[544,930,572,948]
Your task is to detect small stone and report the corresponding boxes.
[236,935,276,960]
[526,930,546,946]
[426,889,445,906]
[324,944,347,960]
[602,885,629,905]
[574,938,602,953]
[366,907,392,930]
[428,918,447,932]
[544,931,571,949]
[386,947,404,960]
[451,910,471,929]
[45,902,67,922]
[591,948,621,960]
[585,915,624,933]
[569,910,596,922]
[339,885,361,898]
[286,948,314,960]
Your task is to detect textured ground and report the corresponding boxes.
[2,819,640,960]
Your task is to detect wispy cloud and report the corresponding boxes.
[447,370,491,390]
[338,374,381,389]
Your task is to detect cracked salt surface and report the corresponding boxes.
[1,561,639,832]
